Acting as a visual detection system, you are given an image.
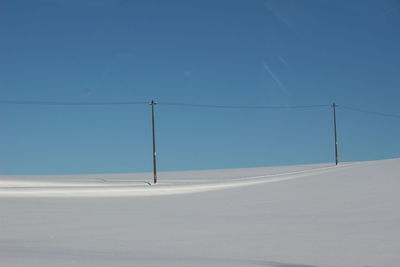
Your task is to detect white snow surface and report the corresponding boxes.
[0,159,399,266]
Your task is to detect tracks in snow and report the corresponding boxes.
[0,164,356,198]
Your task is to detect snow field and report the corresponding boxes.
[0,159,399,266]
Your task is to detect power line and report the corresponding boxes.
[0,100,148,106]
[1,100,399,120]
[339,105,400,119]
[0,100,333,109]
[159,102,331,110]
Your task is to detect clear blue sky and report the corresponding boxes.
[1,0,400,174]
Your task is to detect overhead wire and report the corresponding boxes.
[0,100,332,109]
[339,105,400,119]
[0,100,149,106]
[158,102,331,109]
[0,100,399,119]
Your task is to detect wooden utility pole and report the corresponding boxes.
[150,100,158,184]
[332,103,339,165]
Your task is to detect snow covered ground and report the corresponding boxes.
[0,159,399,266]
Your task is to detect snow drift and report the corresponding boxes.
[0,159,399,266]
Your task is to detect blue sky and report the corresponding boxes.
[1,0,400,174]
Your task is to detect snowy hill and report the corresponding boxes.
[1,159,399,266]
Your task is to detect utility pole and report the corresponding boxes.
[332,103,339,165]
[150,100,158,184]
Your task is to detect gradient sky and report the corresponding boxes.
[1,0,400,174]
